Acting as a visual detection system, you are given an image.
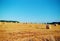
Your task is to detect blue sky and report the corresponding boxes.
[0,0,60,23]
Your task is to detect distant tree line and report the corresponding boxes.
[0,20,19,23]
[47,22,60,25]
[0,20,60,24]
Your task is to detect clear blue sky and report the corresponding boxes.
[0,0,60,23]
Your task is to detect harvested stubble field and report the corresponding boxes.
[0,22,60,41]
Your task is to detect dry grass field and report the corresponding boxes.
[0,22,60,41]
